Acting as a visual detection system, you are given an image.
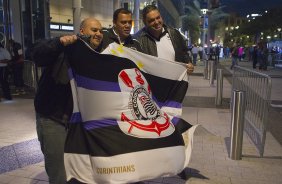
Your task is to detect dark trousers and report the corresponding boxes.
[12,63,24,88]
[36,114,67,184]
[253,58,257,68]
[0,66,12,99]
[192,53,198,64]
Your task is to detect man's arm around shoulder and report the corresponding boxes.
[32,37,65,67]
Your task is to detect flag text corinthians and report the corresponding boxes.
[96,165,135,174]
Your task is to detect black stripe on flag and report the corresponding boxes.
[143,72,188,103]
[65,123,186,157]
[67,41,137,83]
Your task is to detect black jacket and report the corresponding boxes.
[32,38,73,124]
[101,28,142,52]
[10,42,22,62]
[134,25,191,63]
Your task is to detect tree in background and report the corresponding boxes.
[182,0,228,45]
[181,0,201,45]
[225,7,282,46]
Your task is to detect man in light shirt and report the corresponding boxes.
[134,5,194,74]
[191,44,199,65]
[0,43,12,101]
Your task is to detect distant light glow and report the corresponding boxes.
[178,28,187,39]
[201,9,208,15]
[61,25,74,31]
[50,24,60,29]
[251,14,261,17]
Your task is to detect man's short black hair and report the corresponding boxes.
[113,8,132,23]
[142,5,159,23]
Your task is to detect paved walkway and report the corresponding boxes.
[0,59,282,184]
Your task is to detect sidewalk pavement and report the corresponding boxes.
[0,59,282,184]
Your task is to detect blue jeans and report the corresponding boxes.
[36,114,67,184]
[231,56,238,69]
[192,54,198,64]
[0,66,12,99]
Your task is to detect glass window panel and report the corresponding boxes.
[0,10,3,24]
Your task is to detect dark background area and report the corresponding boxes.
[221,0,282,16]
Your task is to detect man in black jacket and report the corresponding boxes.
[134,5,194,74]
[9,39,25,95]
[101,8,142,51]
[32,18,103,184]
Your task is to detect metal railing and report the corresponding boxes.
[23,60,42,91]
[232,65,272,157]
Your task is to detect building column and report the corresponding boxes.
[73,0,82,34]
[113,0,121,11]
[201,11,208,46]
[207,0,212,47]
[133,0,140,33]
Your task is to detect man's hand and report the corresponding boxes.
[186,63,194,75]
[60,35,78,46]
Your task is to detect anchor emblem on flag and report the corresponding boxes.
[118,68,175,138]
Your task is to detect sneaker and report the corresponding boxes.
[20,90,26,95]
[12,89,21,95]
[4,96,12,100]
[12,91,20,95]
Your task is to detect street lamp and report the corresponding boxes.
[201,8,208,46]
[278,28,281,39]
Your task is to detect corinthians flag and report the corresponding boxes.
[64,40,198,184]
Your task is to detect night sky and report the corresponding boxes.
[220,0,282,16]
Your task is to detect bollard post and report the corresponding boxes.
[215,69,223,105]
[230,90,246,160]
[32,64,37,92]
[207,60,211,80]
[209,60,215,86]
[204,60,208,79]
